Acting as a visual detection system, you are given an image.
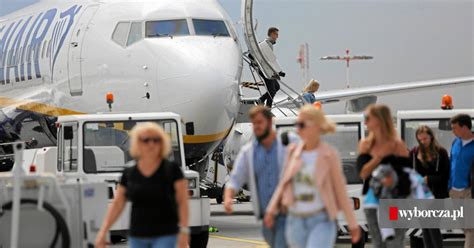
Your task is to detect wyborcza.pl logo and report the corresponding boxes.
[388,206,464,221]
[379,199,474,228]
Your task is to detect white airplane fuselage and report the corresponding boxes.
[0,0,243,162]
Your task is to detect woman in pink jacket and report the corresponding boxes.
[264,105,360,248]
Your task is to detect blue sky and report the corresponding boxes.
[2,0,473,112]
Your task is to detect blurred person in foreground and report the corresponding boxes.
[357,104,411,248]
[96,122,189,248]
[224,105,297,248]
[264,105,360,248]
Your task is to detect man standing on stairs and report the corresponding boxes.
[258,27,286,108]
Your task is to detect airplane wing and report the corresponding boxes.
[273,76,474,110]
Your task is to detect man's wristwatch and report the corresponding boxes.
[179,226,190,234]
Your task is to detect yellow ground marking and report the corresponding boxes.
[209,234,268,246]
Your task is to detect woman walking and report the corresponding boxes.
[95,122,189,248]
[357,104,411,248]
[264,105,360,248]
[410,125,450,248]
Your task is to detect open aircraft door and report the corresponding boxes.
[68,5,99,96]
[241,0,278,79]
[240,0,303,115]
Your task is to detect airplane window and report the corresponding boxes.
[145,19,189,37]
[112,22,131,47]
[127,22,143,46]
[193,19,230,37]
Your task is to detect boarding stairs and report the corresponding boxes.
[240,52,304,117]
[239,0,305,121]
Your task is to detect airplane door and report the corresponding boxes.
[68,5,99,96]
[241,0,277,79]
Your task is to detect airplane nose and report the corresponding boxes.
[151,38,242,159]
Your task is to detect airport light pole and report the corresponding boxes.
[320,49,373,88]
[297,43,310,88]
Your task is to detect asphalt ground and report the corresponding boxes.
[112,199,464,247]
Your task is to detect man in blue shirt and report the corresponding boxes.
[448,113,474,248]
[224,106,294,248]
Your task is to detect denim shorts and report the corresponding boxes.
[128,234,177,248]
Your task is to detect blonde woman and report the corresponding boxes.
[95,122,189,248]
[302,79,320,104]
[264,105,360,248]
[357,104,410,247]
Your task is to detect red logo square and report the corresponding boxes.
[389,206,398,221]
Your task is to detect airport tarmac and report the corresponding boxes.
[111,199,466,247]
[112,200,356,247]
[207,201,355,248]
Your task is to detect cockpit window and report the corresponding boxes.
[193,19,230,37]
[127,22,143,46]
[112,22,130,47]
[146,19,189,37]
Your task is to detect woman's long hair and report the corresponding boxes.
[416,125,441,162]
[366,104,396,148]
[303,79,320,93]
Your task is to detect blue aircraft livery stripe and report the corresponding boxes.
[0,5,83,85]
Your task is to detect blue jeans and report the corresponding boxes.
[129,234,177,248]
[285,212,336,248]
[262,214,288,248]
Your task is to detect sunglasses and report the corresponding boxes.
[139,137,162,144]
[295,121,313,129]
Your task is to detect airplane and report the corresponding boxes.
[0,0,243,169]
[0,0,473,181]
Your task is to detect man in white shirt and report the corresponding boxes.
[258,27,286,108]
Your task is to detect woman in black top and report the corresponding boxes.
[410,125,450,198]
[410,125,450,248]
[357,104,410,248]
[96,122,189,248]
